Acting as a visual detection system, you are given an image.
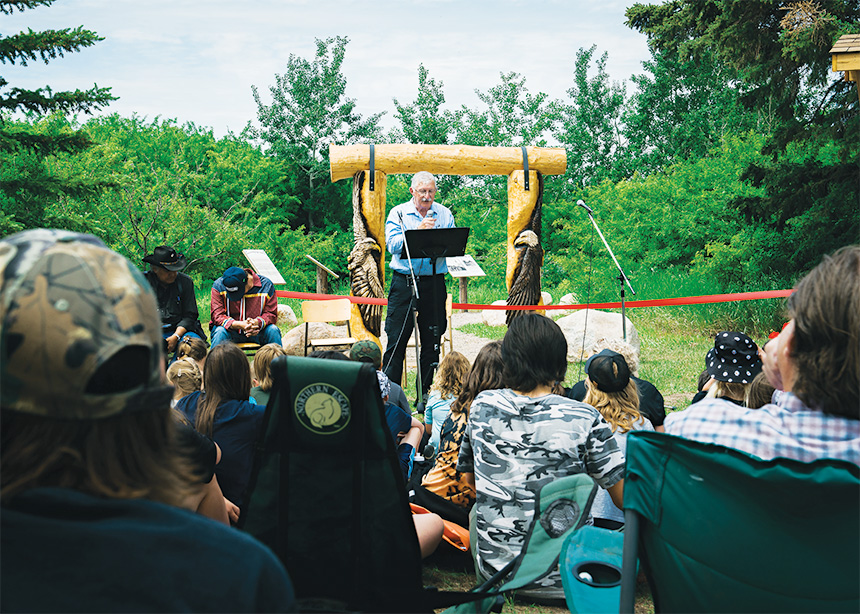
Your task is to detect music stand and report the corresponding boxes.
[401,227,470,408]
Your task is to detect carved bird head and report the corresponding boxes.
[514,230,539,248]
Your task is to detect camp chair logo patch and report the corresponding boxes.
[295,384,350,434]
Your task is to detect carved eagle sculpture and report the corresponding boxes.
[348,237,383,336]
[507,230,543,326]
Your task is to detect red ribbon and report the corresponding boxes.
[276,289,793,309]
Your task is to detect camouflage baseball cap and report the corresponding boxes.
[349,339,382,369]
[0,229,173,419]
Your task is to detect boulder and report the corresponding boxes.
[482,300,508,327]
[555,309,640,363]
[277,304,298,330]
[555,292,580,317]
[281,321,351,356]
[541,291,553,305]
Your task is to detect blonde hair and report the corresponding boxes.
[706,380,747,403]
[430,351,471,399]
[744,372,775,409]
[166,357,203,400]
[253,343,286,392]
[583,376,642,433]
[587,338,640,376]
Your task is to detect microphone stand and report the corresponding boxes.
[398,212,425,411]
[577,200,636,341]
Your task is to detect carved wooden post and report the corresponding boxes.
[347,170,387,347]
[506,170,544,323]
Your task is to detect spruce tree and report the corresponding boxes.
[0,0,115,235]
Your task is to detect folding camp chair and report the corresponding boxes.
[619,431,860,613]
[239,355,598,613]
[239,356,493,613]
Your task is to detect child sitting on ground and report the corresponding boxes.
[166,357,203,406]
[176,336,208,381]
[250,343,286,407]
[377,371,423,483]
[424,352,470,454]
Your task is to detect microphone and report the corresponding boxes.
[576,199,594,214]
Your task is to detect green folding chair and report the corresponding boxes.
[444,472,600,614]
[619,431,860,613]
[238,356,494,613]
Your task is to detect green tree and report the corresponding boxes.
[391,64,461,145]
[552,45,627,192]
[622,50,762,175]
[249,36,383,232]
[455,72,553,147]
[626,0,859,278]
[0,0,115,235]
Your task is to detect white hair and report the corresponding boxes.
[411,171,437,189]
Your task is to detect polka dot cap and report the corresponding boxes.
[705,331,763,384]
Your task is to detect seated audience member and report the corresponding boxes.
[699,331,763,406]
[458,314,625,603]
[176,335,208,377]
[424,351,471,452]
[690,367,714,405]
[350,339,412,414]
[251,343,286,407]
[582,349,654,529]
[417,341,505,527]
[142,245,207,362]
[166,357,203,406]
[377,371,424,482]
[565,338,666,431]
[745,371,776,409]
[308,349,350,360]
[210,266,281,348]
[0,229,294,612]
[666,246,860,464]
[176,343,265,508]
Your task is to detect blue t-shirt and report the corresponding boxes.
[1,487,294,613]
[176,391,264,506]
[424,392,454,451]
[383,402,413,443]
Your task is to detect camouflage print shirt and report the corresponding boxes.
[457,388,625,598]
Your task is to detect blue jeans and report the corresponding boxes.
[210,324,282,348]
[163,330,203,364]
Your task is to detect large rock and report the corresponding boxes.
[281,322,351,356]
[277,304,298,330]
[541,291,553,305]
[482,300,508,327]
[556,309,639,363]
[554,292,581,317]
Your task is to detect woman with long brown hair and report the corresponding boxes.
[176,342,263,508]
[417,341,505,526]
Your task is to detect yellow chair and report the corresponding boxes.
[402,293,453,387]
[236,342,261,358]
[301,298,357,356]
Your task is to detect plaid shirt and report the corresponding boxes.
[665,392,860,466]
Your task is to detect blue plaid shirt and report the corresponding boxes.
[665,392,860,465]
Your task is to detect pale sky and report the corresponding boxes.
[4,0,655,137]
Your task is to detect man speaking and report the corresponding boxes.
[382,171,454,399]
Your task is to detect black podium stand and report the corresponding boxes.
[400,227,470,409]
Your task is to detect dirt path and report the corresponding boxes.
[380,311,500,368]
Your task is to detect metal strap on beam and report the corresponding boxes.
[521,146,530,191]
